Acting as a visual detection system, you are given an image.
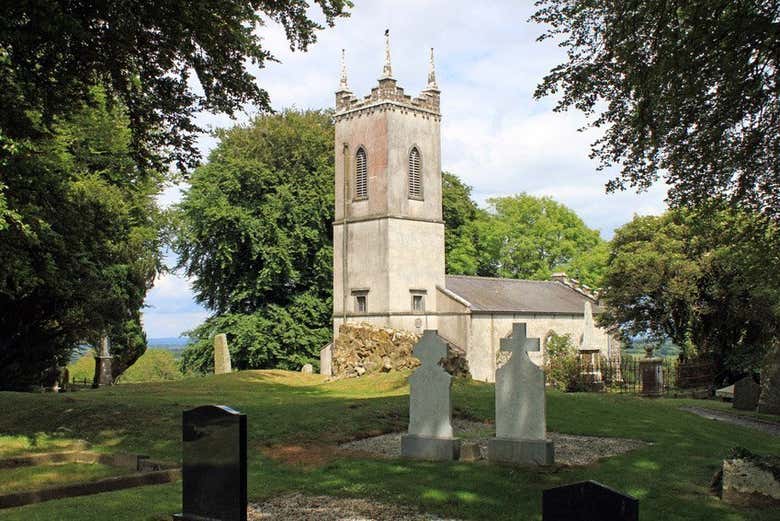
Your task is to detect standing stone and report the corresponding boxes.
[578,301,604,391]
[733,376,761,411]
[213,334,232,375]
[93,336,113,388]
[758,344,780,414]
[401,330,460,461]
[301,363,313,374]
[488,323,554,466]
[543,480,639,521]
[320,343,333,377]
[174,405,247,521]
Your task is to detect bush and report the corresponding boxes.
[544,332,581,391]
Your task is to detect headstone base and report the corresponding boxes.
[401,435,460,461]
[488,437,554,466]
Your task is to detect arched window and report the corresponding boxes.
[408,147,422,199]
[355,147,368,200]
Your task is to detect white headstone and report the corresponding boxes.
[213,334,232,374]
[495,323,545,439]
[580,300,596,351]
[408,331,453,438]
[320,343,333,376]
[301,363,313,374]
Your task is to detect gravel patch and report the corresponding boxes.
[680,406,780,436]
[339,419,648,466]
[249,493,460,521]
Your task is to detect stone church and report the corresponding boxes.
[323,36,619,382]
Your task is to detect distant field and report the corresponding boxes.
[68,348,183,384]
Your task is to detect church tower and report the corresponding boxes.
[333,34,445,337]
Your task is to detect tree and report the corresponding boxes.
[174,110,334,371]
[600,209,780,383]
[441,172,483,274]
[467,194,607,286]
[0,0,350,175]
[532,1,780,219]
[0,89,164,385]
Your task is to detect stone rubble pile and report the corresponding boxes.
[332,323,469,378]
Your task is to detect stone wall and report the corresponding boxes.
[332,323,468,378]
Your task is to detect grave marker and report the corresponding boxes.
[401,330,460,460]
[173,405,246,521]
[214,334,232,374]
[542,480,638,521]
[733,376,761,411]
[488,323,554,465]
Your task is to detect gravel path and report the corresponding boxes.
[338,419,648,466]
[249,493,460,521]
[680,406,780,436]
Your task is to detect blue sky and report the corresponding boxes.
[142,1,668,339]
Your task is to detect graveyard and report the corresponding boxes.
[0,369,778,520]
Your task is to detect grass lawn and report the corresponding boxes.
[0,463,135,495]
[0,370,778,520]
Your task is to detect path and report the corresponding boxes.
[680,406,780,437]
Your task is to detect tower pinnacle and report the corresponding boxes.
[339,48,349,91]
[426,48,438,90]
[381,29,393,78]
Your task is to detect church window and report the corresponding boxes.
[355,147,368,200]
[352,289,369,313]
[408,147,422,199]
[410,289,426,312]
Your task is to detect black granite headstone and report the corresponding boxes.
[174,405,247,521]
[733,376,761,411]
[543,480,638,521]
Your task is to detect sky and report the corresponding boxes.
[141,0,669,339]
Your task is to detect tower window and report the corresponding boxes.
[355,147,368,200]
[410,289,426,312]
[352,289,369,313]
[408,147,422,199]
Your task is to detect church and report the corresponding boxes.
[324,36,620,382]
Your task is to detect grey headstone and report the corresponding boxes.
[93,336,113,388]
[401,330,460,461]
[543,480,638,520]
[320,343,333,376]
[301,363,313,374]
[214,334,232,374]
[488,323,554,465]
[733,376,761,411]
[174,405,247,521]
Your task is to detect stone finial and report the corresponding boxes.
[426,47,438,90]
[338,49,349,91]
[381,29,392,78]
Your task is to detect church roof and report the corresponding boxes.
[444,275,599,315]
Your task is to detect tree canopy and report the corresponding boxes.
[0,0,350,175]
[448,193,608,287]
[175,110,334,372]
[600,209,780,382]
[532,1,780,219]
[0,89,164,385]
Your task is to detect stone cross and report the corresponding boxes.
[496,323,543,439]
[489,323,554,465]
[401,330,460,460]
[214,334,232,374]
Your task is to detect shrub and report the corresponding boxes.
[544,332,581,391]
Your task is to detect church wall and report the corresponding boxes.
[333,218,389,318]
[435,288,470,349]
[465,312,620,383]
[386,219,445,312]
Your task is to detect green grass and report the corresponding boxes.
[68,349,183,384]
[0,370,778,521]
[0,463,134,495]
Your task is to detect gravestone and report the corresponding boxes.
[320,343,333,376]
[488,323,554,465]
[301,363,313,374]
[174,405,247,521]
[93,336,113,388]
[733,376,761,411]
[543,480,639,521]
[758,344,780,414]
[401,330,460,460]
[213,334,232,374]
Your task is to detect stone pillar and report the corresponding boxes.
[93,336,113,388]
[213,334,232,374]
[320,343,333,377]
[639,357,663,397]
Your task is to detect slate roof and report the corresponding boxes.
[444,275,598,314]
